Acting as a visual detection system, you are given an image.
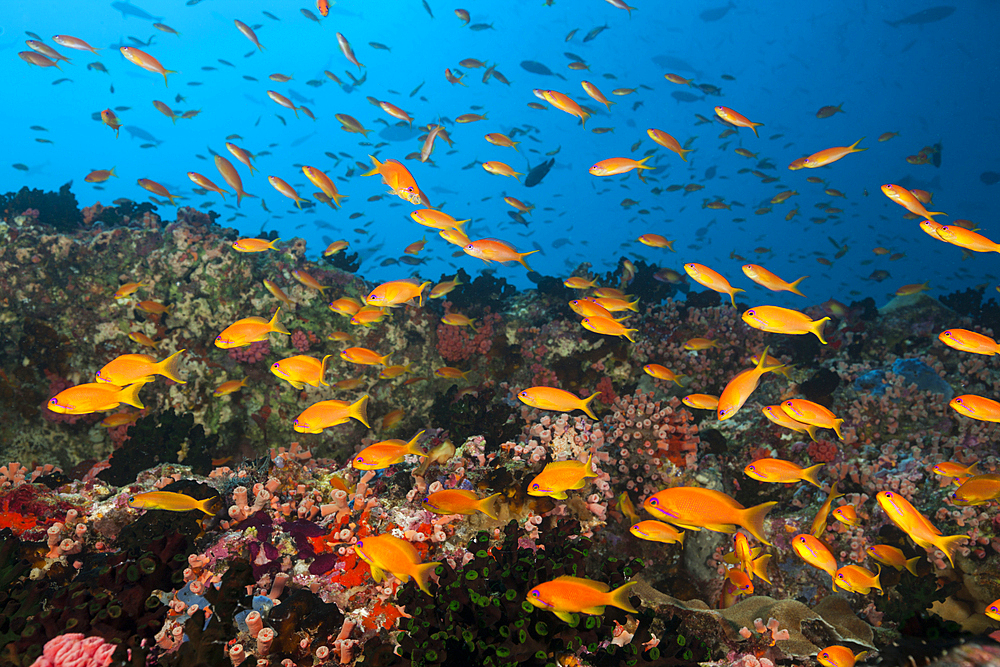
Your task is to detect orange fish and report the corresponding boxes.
[329,297,363,317]
[268,175,306,208]
[810,482,843,536]
[270,354,332,389]
[932,460,980,483]
[745,458,823,488]
[876,490,967,567]
[581,81,614,110]
[128,491,216,515]
[797,138,866,168]
[187,172,229,199]
[262,279,293,307]
[950,394,1000,422]
[411,209,467,231]
[936,225,1000,254]
[881,184,946,221]
[367,279,431,308]
[637,233,675,250]
[232,238,280,253]
[684,263,744,306]
[682,394,719,410]
[834,564,882,595]
[714,106,763,137]
[717,349,783,420]
[762,405,817,441]
[781,399,844,440]
[791,533,837,588]
[128,332,158,348]
[832,504,860,527]
[683,338,719,351]
[86,167,117,183]
[48,382,145,414]
[101,109,122,138]
[528,456,597,500]
[340,347,392,366]
[379,100,413,128]
[817,646,869,667]
[643,364,685,386]
[896,281,929,296]
[646,129,692,161]
[303,166,348,207]
[120,46,175,85]
[215,156,256,207]
[294,395,370,433]
[482,161,523,180]
[527,576,637,623]
[324,241,349,257]
[629,520,685,545]
[215,309,290,348]
[434,367,471,380]
[464,239,538,271]
[336,32,364,70]
[213,378,247,397]
[568,299,613,319]
[18,51,58,68]
[742,306,830,343]
[951,474,1000,506]
[354,533,440,595]
[351,307,386,327]
[422,489,501,519]
[53,34,99,54]
[939,329,1000,355]
[644,487,776,545]
[235,19,264,50]
[537,89,590,127]
[292,269,328,293]
[589,157,653,177]
[226,142,258,175]
[866,545,920,575]
[518,387,600,420]
[741,265,807,297]
[352,431,426,470]
[96,350,185,386]
[581,316,638,342]
[363,155,426,205]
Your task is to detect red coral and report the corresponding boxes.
[228,340,270,364]
[291,329,311,352]
[595,376,617,405]
[807,439,838,463]
[436,306,500,363]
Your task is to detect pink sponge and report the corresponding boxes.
[31,633,116,667]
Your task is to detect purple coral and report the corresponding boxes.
[228,340,270,364]
[291,329,311,352]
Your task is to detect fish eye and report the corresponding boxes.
[746,310,754,316]
[531,483,539,490]
[747,465,755,472]
[837,573,844,579]
[127,496,135,504]
[356,457,365,463]
[649,498,658,506]
[531,590,539,597]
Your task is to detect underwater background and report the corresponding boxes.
[3,1,1000,666]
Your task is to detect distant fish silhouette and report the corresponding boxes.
[524,159,555,188]
[700,1,735,22]
[520,61,566,80]
[123,125,162,144]
[112,1,163,21]
[884,6,955,27]
[671,91,703,104]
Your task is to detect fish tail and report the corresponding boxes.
[268,238,282,250]
[331,193,348,207]
[196,496,219,516]
[752,554,773,584]
[269,308,291,335]
[636,155,654,169]
[379,352,393,367]
[849,136,867,152]
[411,561,441,595]
[904,556,921,576]
[406,430,427,457]
[740,501,777,545]
[117,382,146,410]
[579,391,601,420]
[728,287,745,306]
[624,328,638,342]
[477,492,501,520]
[517,250,539,272]
[418,281,431,307]
[350,394,371,428]
[110,166,118,178]
[606,581,639,614]
[679,148,692,162]
[801,463,825,489]
[926,211,947,218]
[235,190,242,207]
[812,317,831,345]
[750,123,762,138]
[872,564,883,594]
[156,349,186,384]
[788,275,808,297]
[833,418,845,441]
[163,69,177,86]
[933,533,969,568]
[319,355,333,386]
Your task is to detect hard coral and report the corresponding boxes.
[29,633,117,667]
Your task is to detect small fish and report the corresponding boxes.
[644,487,776,545]
[817,646,869,667]
[352,431,426,470]
[340,346,392,366]
[215,309,290,348]
[270,355,332,390]
[742,306,830,343]
[834,564,882,595]
[782,400,844,440]
[354,533,441,595]
[629,520,685,545]
[832,504,860,527]
[717,348,783,421]
[96,350,185,386]
[810,482,843,536]
[643,364,685,386]
[48,382,145,414]
[518,387,600,419]
[214,378,248,397]
[528,455,598,500]
[526,576,637,623]
[951,474,1000,506]
[876,490,967,567]
[127,491,217,515]
[423,490,500,518]
[715,106,763,137]
[744,458,823,488]
[293,395,371,433]
[792,533,838,588]
[866,545,920,575]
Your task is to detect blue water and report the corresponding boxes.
[2,1,995,303]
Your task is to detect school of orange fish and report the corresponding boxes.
[16,2,1000,665]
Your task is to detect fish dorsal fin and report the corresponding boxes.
[551,575,609,592]
[544,459,586,471]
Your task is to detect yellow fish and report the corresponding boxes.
[367,279,431,308]
[781,399,844,440]
[127,491,217,515]
[810,482,843,537]
[791,533,838,589]
[213,378,247,397]
[866,545,920,575]
[762,405,818,441]
[817,646,869,667]
[744,458,823,488]
[834,564,882,595]
[527,455,598,500]
[215,309,290,348]
[581,315,638,341]
[270,355,333,389]
[422,490,501,519]
[951,474,1000,506]
[293,395,370,433]
[629,520,685,545]
[643,487,776,545]
[876,490,968,567]
[354,533,441,595]
[517,387,601,420]
[742,306,830,344]
[643,364,685,386]
[684,263,744,306]
[717,348,783,420]
[48,382,145,414]
[96,350,186,385]
[526,576,637,623]
[352,431,426,470]
[340,347,392,366]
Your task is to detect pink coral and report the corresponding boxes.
[436,306,500,363]
[291,329,311,352]
[229,340,270,364]
[807,439,838,463]
[30,633,116,667]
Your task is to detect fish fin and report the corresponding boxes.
[805,424,819,442]
[555,611,576,623]
[379,353,392,366]
[517,249,539,272]
[607,580,639,613]
[812,317,831,345]
[369,563,386,583]
[968,462,981,476]
[197,496,219,516]
[729,287,745,306]
[752,554,772,584]
[289,380,305,390]
[361,155,382,177]
[802,463,825,488]
[418,281,431,307]
[583,454,598,478]
[411,561,440,595]
[833,418,845,441]
[872,564,883,594]
[117,382,145,410]
[477,493,501,520]
[405,430,427,457]
[740,501,778,545]
[579,391,601,420]
[624,328,638,342]
[549,490,569,500]
[580,605,606,615]
[350,394,371,429]
[156,349,186,383]
[849,136,867,152]
[933,533,969,568]
[904,556,921,576]
[269,308,291,335]
[319,355,333,386]
[788,275,808,297]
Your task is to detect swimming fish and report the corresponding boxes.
[352,431,426,470]
[120,46,175,86]
[817,646,869,667]
[527,455,598,500]
[938,329,1000,355]
[781,399,844,440]
[742,306,830,343]
[48,382,145,414]
[526,576,637,623]
[866,545,920,575]
[717,348,783,420]
[951,474,1000,506]
[834,564,882,595]
[127,491,217,515]
[96,350,186,385]
[518,387,600,419]
[422,490,501,519]
[741,265,807,297]
[367,279,431,308]
[215,309,290,348]
[876,490,968,567]
[714,106,763,137]
[270,355,332,389]
[464,239,538,271]
[644,487,776,545]
[684,263,744,306]
[293,395,371,433]
[354,533,440,595]
[950,394,1000,422]
[629,520,685,545]
[791,533,838,588]
[744,458,824,488]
